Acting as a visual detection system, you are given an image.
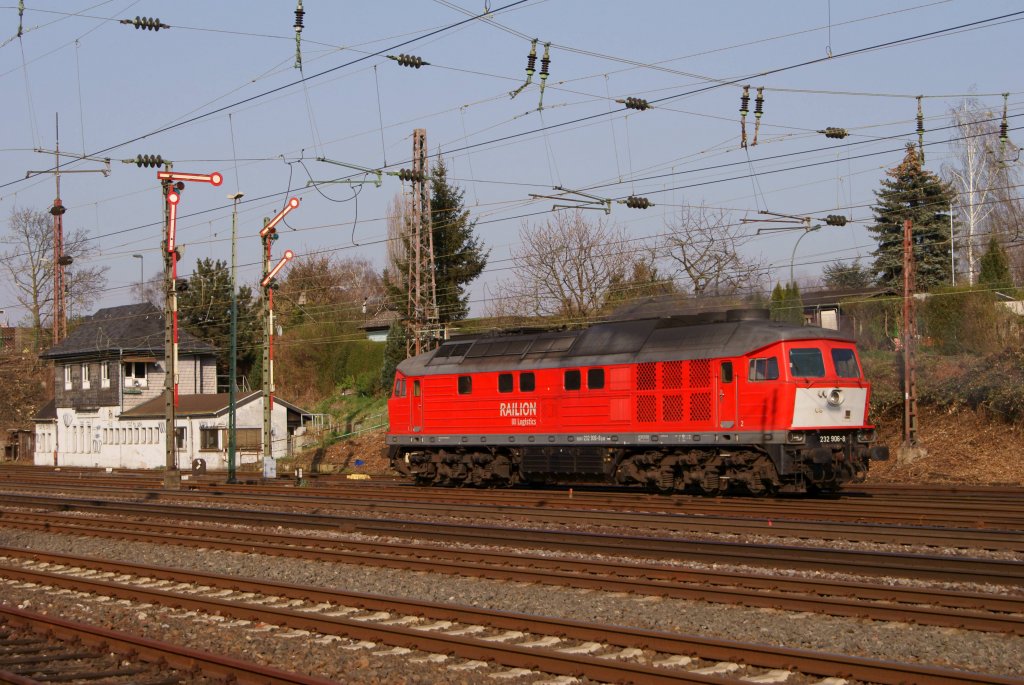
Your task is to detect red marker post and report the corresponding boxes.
[260,199,300,462]
[157,171,223,407]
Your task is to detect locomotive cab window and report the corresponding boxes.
[587,368,605,390]
[520,372,535,392]
[748,357,779,381]
[393,378,406,397]
[720,361,733,383]
[564,369,581,390]
[413,380,421,397]
[457,376,472,395]
[831,348,861,378]
[498,373,514,393]
[789,348,825,378]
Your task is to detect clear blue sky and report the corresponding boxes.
[0,0,1021,325]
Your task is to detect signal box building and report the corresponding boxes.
[33,302,307,470]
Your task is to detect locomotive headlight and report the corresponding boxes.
[826,388,845,407]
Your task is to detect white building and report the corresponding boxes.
[34,303,309,471]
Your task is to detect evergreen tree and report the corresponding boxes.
[977,234,1013,290]
[769,282,804,325]
[178,258,259,385]
[430,157,488,323]
[822,258,873,289]
[380,321,409,391]
[868,144,956,291]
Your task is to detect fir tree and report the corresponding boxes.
[769,282,804,325]
[380,321,408,391]
[868,144,956,291]
[822,258,873,289]
[430,157,488,323]
[178,258,259,384]
[977,234,1013,290]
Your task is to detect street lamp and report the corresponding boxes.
[790,222,821,285]
[131,254,144,302]
[227,192,243,484]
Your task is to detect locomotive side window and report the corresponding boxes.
[748,357,779,381]
[720,361,733,383]
[564,369,581,390]
[789,348,826,377]
[498,373,514,393]
[587,368,605,390]
[457,376,472,394]
[413,380,421,397]
[831,348,861,378]
[520,372,536,392]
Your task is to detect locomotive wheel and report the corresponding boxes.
[699,472,722,496]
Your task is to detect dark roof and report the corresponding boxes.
[119,391,308,419]
[800,286,890,308]
[41,303,217,360]
[398,309,856,376]
[359,308,402,331]
[33,399,56,422]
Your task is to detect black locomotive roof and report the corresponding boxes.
[397,309,855,376]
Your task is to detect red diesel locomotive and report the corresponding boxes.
[386,309,889,494]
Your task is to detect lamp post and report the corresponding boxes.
[227,192,244,484]
[790,220,821,285]
[131,254,144,302]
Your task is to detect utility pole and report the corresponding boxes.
[406,128,437,356]
[227,192,244,484]
[901,218,920,456]
[259,199,299,472]
[25,114,110,345]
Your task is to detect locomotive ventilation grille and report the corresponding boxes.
[634,359,712,424]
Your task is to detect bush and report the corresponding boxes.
[919,286,1011,355]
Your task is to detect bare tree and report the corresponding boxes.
[277,252,384,326]
[488,210,634,320]
[942,98,1004,285]
[0,207,108,335]
[662,204,766,296]
[141,270,165,308]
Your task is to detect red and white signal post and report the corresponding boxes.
[158,169,222,489]
[260,198,299,468]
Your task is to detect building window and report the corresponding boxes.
[124,362,148,388]
[101,362,110,388]
[236,428,261,451]
[82,364,91,389]
[200,428,220,451]
[64,365,73,390]
[175,427,186,449]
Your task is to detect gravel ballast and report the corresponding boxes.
[1,527,1022,683]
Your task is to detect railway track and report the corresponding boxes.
[0,549,1017,685]
[1,484,1022,552]
[3,467,1023,530]
[2,508,1022,635]
[1,493,1021,583]
[0,605,336,684]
